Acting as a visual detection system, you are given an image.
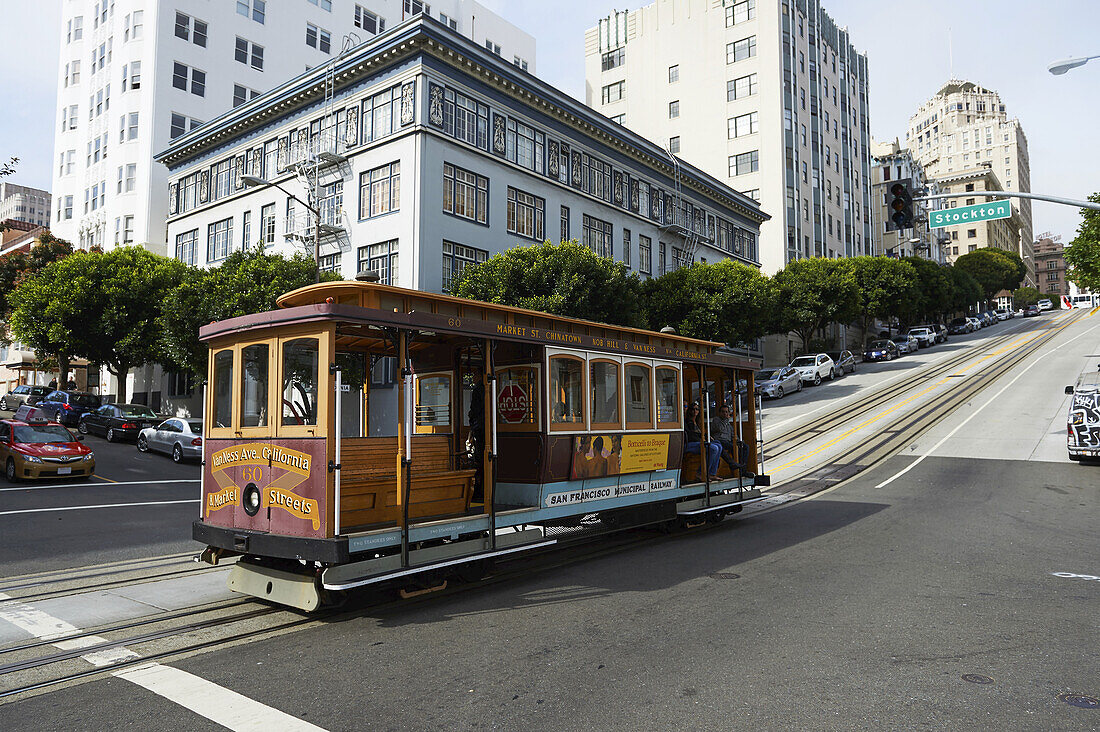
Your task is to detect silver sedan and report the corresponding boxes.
[755,366,803,399]
[137,418,203,463]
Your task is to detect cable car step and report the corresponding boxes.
[676,489,765,516]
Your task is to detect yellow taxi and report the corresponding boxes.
[0,417,95,481]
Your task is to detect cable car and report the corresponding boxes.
[194,281,768,610]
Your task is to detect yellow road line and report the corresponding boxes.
[93,475,120,483]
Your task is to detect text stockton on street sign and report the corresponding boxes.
[929,200,1012,229]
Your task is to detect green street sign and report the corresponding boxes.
[929,200,1012,229]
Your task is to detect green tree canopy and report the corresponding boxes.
[160,249,335,379]
[945,266,983,314]
[1011,286,1042,309]
[449,240,644,328]
[641,260,773,346]
[770,257,859,351]
[10,246,187,402]
[1064,192,1100,293]
[0,232,73,324]
[986,248,1027,290]
[844,256,917,338]
[953,248,1019,301]
[897,256,952,324]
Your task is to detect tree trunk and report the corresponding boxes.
[109,363,130,403]
[57,353,70,390]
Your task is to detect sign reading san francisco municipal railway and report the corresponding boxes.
[929,200,1012,229]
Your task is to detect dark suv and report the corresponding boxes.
[0,385,51,412]
[36,391,102,427]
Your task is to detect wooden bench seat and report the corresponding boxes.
[338,435,476,527]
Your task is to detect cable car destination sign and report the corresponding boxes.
[929,200,1012,229]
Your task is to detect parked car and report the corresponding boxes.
[0,385,52,412]
[977,312,994,328]
[137,418,204,463]
[891,334,919,354]
[948,317,972,335]
[78,403,161,442]
[984,310,1000,325]
[967,316,983,331]
[826,350,857,375]
[0,417,94,482]
[928,324,949,342]
[1024,304,1040,317]
[995,308,1012,321]
[907,327,936,348]
[755,367,803,399]
[1065,370,1100,461]
[35,391,102,427]
[1037,298,1053,311]
[863,339,899,362]
[14,404,51,422]
[789,353,836,386]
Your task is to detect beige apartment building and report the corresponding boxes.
[907,80,1032,265]
[935,167,1025,272]
[584,0,873,276]
[870,139,943,262]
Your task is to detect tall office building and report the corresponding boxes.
[51,0,535,254]
[907,80,1032,277]
[584,0,873,275]
[0,183,52,228]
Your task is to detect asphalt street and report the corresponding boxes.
[0,423,200,576]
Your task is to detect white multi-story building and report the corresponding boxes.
[50,0,535,255]
[907,80,1032,272]
[154,16,767,416]
[0,183,52,228]
[870,139,944,263]
[584,0,873,276]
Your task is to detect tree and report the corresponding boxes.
[449,240,644,327]
[953,249,1018,301]
[844,256,917,340]
[0,232,73,321]
[986,248,1027,290]
[946,266,983,314]
[10,247,188,403]
[896,256,952,325]
[160,249,337,379]
[1064,193,1100,293]
[641,260,773,346]
[770,257,859,352]
[1011,287,1041,308]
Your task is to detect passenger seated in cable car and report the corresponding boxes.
[684,402,720,480]
[710,404,754,478]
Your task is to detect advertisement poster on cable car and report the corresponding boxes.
[203,438,328,537]
[570,433,670,479]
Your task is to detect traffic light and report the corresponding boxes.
[888,182,914,231]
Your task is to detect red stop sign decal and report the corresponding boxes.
[498,384,528,423]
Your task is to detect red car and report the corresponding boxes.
[0,418,95,481]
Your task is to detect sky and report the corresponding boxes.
[2,0,1097,242]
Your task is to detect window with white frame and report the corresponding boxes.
[669,136,680,153]
[174,12,207,47]
[727,36,756,63]
[122,61,141,91]
[441,241,487,291]
[235,37,264,70]
[639,235,652,275]
[358,161,400,219]
[602,81,624,104]
[729,111,758,138]
[668,100,680,118]
[122,215,134,243]
[237,0,265,24]
[443,163,488,224]
[484,39,501,55]
[623,229,632,268]
[668,65,679,83]
[726,0,755,26]
[260,203,276,246]
[507,187,544,240]
[727,73,757,101]
[169,113,202,140]
[233,84,260,108]
[354,5,385,34]
[506,118,544,174]
[582,214,613,258]
[207,218,233,261]
[308,0,333,11]
[172,62,205,96]
[67,16,83,43]
[306,24,332,53]
[601,48,624,72]
[124,10,143,41]
[358,240,398,285]
[441,13,459,30]
[442,87,489,150]
[404,0,430,15]
[175,229,197,265]
[729,150,759,176]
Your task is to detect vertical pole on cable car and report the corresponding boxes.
[398,330,412,568]
[200,383,207,519]
[332,363,342,537]
[485,339,497,551]
[735,371,743,499]
[701,364,710,507]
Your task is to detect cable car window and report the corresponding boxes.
[590,360,621,429]
[282,338,319,426]
[625,362,652,429]
[240,344,269,428]
[212,349,233,428]
[497,366,538,428]
[656,365,681,428]
[416,374,451,429]
[549,355,585,429]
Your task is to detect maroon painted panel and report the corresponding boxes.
[203,438,328,538]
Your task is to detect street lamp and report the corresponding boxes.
[1048,55,1099,75]
[242,174,323,283]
